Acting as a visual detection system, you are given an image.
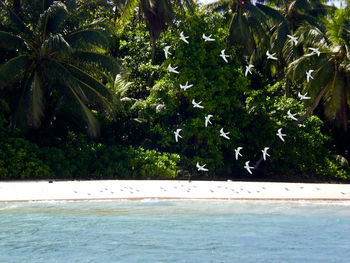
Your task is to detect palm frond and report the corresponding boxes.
[0,1,30,36]
[0,55,31,88]
[0,30,27,51]
[41,34,72,57]
[122,0,139,22]
[307,58,334,99]
[66,84,100,137]
[37,1,68,37]
[271,21,289,52]
[65,29,111,49]
[45,59,88,103]
[72,51,120,75]
[63,62,116,115]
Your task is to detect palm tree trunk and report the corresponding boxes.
[293,83,329,126]
[285,76,290,98]
[151,37,156,64]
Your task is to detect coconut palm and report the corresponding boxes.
[0,1,119,137]
[122,0,194,62]
[288,7,350,130]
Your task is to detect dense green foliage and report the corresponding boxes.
[0,116,179,180]
[0,0,349,181]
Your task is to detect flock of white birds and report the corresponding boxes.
[163,31,316,174]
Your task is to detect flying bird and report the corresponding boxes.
[266,50,277,60]
[202,34,215,42]
[180,31,189,44]
[205,115,213,127]
[308,47,320,56]
[287,34,298,45]
[163,46,171,59]
[298,92,311,100]
[234,147,243,160]
[245,64,254,76]
[287,110,297,121]
[220,49,229,63]
[192,99,204,109]
[180,81,193,91]
[261,147,270,161]
[244,161,254,174]
[168,64,179,74]
[306,70,314,83]
[174,129,182,142]
[196,162,208,172]
[276,128,286,142]
[220,128,230,140]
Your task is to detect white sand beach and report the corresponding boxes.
[1,180,350,202]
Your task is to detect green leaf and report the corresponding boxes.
[72,51,120,75]
[0,31,26,51]
[0,55,31,88]
[38,1,68,36]
[65,29,111,49]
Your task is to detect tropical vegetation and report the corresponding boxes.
[0,0,349,181]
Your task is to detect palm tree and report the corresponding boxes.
[0,1,119,137]
[122,0,194,62]
[288,7,350,130]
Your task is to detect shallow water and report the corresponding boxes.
[0,200,350,263]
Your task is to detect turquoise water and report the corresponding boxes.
[1,200,350,263]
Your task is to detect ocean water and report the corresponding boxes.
[0,200,350,263]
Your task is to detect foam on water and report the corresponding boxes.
[0,201,350,263]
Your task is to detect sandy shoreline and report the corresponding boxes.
[1,180,350,202]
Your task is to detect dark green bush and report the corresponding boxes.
[0,117,180,180]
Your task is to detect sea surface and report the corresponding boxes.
[0,200,350,263]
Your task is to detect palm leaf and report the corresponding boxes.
[37,1,68,37]
[65,84,100,137]
[307,57,334,99]
[71,51,120,75]
[0,30,27,51]
[122,0,139,21]
[41,34,72,57]
[65,29,111,49]
[0,1,30,36]
[0,55,31,88]
[63,62,116,115]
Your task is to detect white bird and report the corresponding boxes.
[287,34,298,45]
[156,104,165,111]
[276,128,286,142]
[306,70,314,83]
[163,46,171,59]
[202,34,215,42]
[298,92,311,100]
[220,128,230,140]
[180,31,189,44]
[220,49,229,63]
[234,147,243,160]
[168,64,179,74]
[308,47,320,56]
[287,110,297,121]
[174,129,182,142]
[244,161,254,174]
[180,81,193,91]
[245,64,254,76]
[262,147,270,161]
[205,114,213,127]
[266,50,277,60]
[196,162,208,172]
[192,99,204,109]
